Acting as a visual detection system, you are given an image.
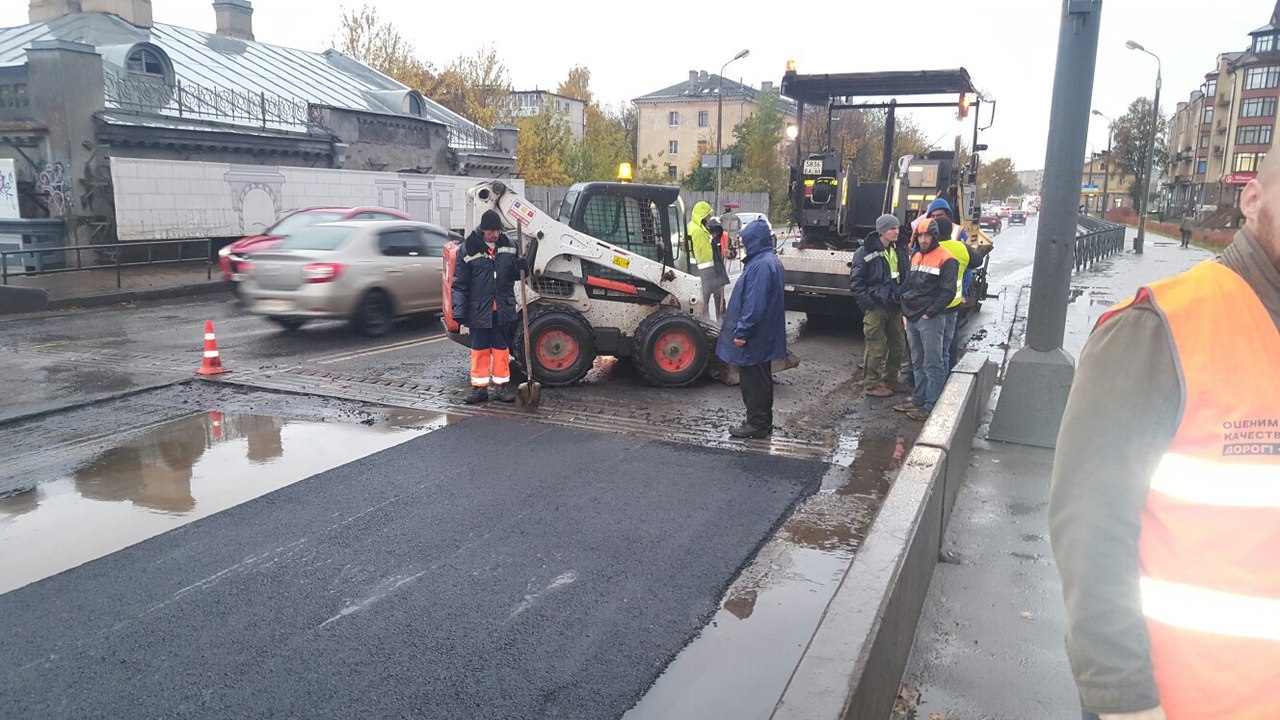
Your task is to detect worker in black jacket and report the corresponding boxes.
[896,216,959,421]
[850,214,911,397]
[451,210,522,404]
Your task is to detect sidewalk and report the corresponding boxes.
[894,229,1215,718]
[1,262,222,314]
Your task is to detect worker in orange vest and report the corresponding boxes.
[1049,156,1280,720]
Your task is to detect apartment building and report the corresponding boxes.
[633,71,795,181]
[509,90,587,140]
[1165,2,1280,223]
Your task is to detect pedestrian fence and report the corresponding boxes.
[1,239,212,288]
[1073,215,1125,273]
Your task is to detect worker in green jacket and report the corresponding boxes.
[687,200,718,314]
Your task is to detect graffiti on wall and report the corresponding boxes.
[36,161,71,215]
[0,165,14,206]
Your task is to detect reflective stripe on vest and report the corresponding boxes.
[1098,260,1280,720]
[938,239,969,309]
[866,247,901,279]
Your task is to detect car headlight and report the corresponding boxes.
[218,246,232,258]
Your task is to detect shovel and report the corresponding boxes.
[515,224,542,410]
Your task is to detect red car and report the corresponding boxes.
[218,207,411,286]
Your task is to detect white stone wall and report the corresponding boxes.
[111,157,522,240]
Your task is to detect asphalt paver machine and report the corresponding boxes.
[778,67,993,318]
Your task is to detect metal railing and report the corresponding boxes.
[1074,215,1125,272]
[105,72,313,129]
[2,239,212,288]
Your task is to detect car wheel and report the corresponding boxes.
[353,290,393,337]
[632,309,711,387]
[269,316,307,331]
[513,306,596,386]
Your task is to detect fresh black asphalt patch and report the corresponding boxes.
[0,416,824,719]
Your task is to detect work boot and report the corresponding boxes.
[492,384,515,403]
[906,408,931,422]
[463,386,489,405]
[887,382,914,394]
[894,400,922,413]
[864,386,894,398]
[729,424,772,439]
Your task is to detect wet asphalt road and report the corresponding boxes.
[0,222,1038,718]
[1,416,824,719]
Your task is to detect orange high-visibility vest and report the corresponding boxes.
[1096,260,1280,720]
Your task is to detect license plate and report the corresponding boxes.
[231,273,245,282]
[803,160,824,175]
[258,299,294,313]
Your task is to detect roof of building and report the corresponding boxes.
[634,72,797,114]
[0,12,501,151]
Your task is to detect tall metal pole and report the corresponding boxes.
[1087,151,1095,214]
[989,0,1103,448]
[715,49,749,216]
[1128,41,1162,254]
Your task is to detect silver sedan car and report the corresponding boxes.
[240,220,457,336]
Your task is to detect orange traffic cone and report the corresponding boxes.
[196,320,229,375]
[209,410,224,440]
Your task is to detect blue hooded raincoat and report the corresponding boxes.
[716,220,787,366]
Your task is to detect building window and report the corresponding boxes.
[1234,152,1267,172]
[1205,79,1217,97]
[668,140,678,155]
[1236,124,1273,146]
[405,93,424,116]
[1254,33,1276,54]
[1244,65,1280,90]
[127,47,166,77]
[1196,159,1208,175]
[667,165,678,179]
[698,110,709,127]
[668,111,679,127]
[1201,106,1213,125]
[1199,132,1210,148]
[1240,97,1277,118]
[0,82,28,108]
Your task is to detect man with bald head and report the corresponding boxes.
[1050,156,1280,720]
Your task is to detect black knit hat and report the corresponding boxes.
[479,210,503,231]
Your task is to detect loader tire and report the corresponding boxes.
[633,309,710,387]
[513,306,596,387]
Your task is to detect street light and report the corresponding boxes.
[716,48,750,216]
[1092,109,1114,220]
[1126,40,1162,254]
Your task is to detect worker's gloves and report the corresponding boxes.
[1100,707,1166,720]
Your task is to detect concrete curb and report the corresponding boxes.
[771,357,997,720]
[0,281,225,316]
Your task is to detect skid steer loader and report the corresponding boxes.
[442,180,798,388]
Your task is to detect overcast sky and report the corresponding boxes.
[2,0,1271,170]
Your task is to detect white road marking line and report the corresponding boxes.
[315,335,449,364]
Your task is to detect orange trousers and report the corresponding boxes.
[469,324,511,387]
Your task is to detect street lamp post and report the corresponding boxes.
[1126,40,1162,254]
[716,49,750,216]
[1092,109,1114,219]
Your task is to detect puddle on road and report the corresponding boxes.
[0,409,448,595]
[626,430,900,719]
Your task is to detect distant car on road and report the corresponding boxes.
[998,206,1013,219]
[239,220,458,336]
[1009,210,1028,226]
[218,207,411,289]
[979,213,1002,234]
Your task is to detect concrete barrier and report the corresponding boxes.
[0,285,48,314]
[771,357,996,720]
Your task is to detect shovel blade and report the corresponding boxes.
[516,381,542,410]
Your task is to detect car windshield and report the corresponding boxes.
[268,211,345,236]
[274,226,355,251]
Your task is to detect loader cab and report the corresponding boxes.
[558,182,690,274]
